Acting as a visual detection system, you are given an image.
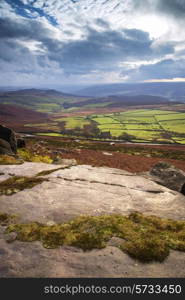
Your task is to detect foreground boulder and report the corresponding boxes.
[0,163,185,277]
[0,125,17,154]
[150,161,185,194]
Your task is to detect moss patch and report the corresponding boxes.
[0,176,47,196]
[36,166,68,177]
[4,212,185,262]
[0,212,17,226]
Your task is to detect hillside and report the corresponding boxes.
[0,104,48,128]
[1,88,185,144]
[75,82,185,101]
[0,88,175,114]
[63,94,171,109]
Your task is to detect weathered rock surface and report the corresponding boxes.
[0,162,185,278]
[150,161,185,194]
[0,125,17,154]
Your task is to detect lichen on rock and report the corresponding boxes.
[0,176,48,195]
[0,212,17,226]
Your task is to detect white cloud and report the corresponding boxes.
[0,0,17,18]
[1,0,185,85]
[26,0,183,41]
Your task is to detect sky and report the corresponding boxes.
[1,0,185,87]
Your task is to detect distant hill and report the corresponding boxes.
[0,89,87,113]
[0,87,182,114]
[63,94,172,109]
[75,82,185,101]
[8,88,77,97]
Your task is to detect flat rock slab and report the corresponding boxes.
[0,163,185,277]
[0,238,185,278]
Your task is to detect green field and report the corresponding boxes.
[54,117,91,129]
[90,109,185,143]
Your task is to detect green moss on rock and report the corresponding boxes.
[0,176,47,195]
[36,166,68,177]
[0,212,17,226]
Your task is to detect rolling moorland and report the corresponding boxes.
[1,84,185,173]
[1,85,185,145]
[75,82,185,100]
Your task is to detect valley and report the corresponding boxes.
[1,88,185,144]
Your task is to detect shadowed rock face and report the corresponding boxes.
[0,162,185,278]
[0,125,17,154]
[0,138,13,156]
[150,161,185,194]
[181,183,185,195]
[17,138,26,149]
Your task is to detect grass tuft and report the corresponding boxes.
[36,166,69,177]
[0,155,23,165]
[18,149,53,164]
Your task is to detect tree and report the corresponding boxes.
[118,132,136,141]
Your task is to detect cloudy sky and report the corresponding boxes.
[1,0,185,87]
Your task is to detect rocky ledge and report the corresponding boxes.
[0,162,185,278]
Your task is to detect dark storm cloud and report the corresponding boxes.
[141,59,185,78]
[57,28,152,65]
[0,39,30,62]
[0,16,52,76]
[0,17,52,40]
[126,59,185,81]
[157,0,185,18]
[45,27,174,74]
[132,0,185,18]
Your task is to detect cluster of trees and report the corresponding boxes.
[60,121,112,139]
[117,132,136,141]
[59,120,136,141]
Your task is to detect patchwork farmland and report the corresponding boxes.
[90,109,185,143]
[31,109,185,144]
